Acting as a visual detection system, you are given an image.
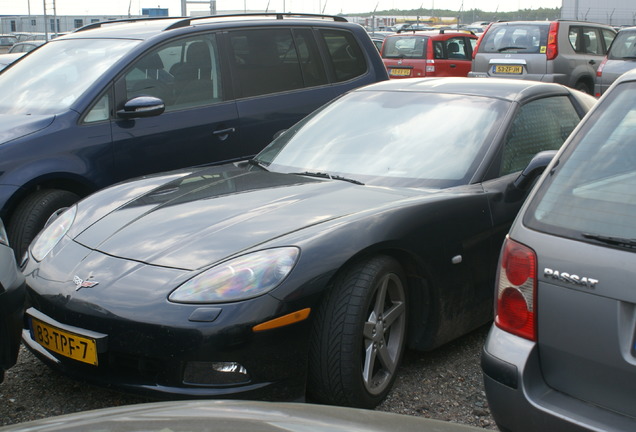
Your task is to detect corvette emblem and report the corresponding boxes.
[73,275,99,291]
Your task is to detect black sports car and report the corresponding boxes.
[0,217,25,383]
[21,78,596,408]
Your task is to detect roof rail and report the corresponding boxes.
[164,13,347,31]
[74,16,183,33]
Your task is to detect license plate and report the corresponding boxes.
[31,317,99,365]
[493,65,523,74]
[389,68,411,77]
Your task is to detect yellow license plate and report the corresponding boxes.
[494,65,523,74]
[31,317,98,365]
[389,68,411,77]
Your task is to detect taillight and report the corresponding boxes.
[596,56,608,77]
[595,56,608,97]
[426,59,435,74]
[472,23,492,59]
[546,22,559,61]
[495,238,537,341]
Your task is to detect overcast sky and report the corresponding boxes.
[2,0,563,17]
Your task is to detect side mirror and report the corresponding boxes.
[513,150,558,190]
[116,96,165,119]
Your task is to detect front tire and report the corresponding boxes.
[7,189,79,259]
[308,255,407,408]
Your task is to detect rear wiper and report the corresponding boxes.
[497,46,526,51]
[619,56,636,59]
[582,232,636,249]
[294,171,364,185]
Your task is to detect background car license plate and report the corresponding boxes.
[494,65,523,74]
[390,68,411,77]
[31,317,98,365]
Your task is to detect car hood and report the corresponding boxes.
[0,114,55,144]
[74,166,428,270]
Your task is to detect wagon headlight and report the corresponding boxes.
[169,247,300,304]
[31,205,77,262]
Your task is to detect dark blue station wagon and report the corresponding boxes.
[0,14,388,257]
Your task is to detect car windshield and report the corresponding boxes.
[382,36,428,59]
[526,81,636,245]
[0,38,140,115]
[255,90,507,188]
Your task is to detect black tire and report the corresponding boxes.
[7,189,79,259]
[308,255,408,408]
[575,80,592,95]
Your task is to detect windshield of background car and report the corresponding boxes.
[255,90,508,188]
[525,81,636,244]
[0,38,140,115]
[479,23,548,53]
[608,30,636,59]
[382,36,428,59]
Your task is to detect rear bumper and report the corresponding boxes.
[468,71,568,85]
[482,325,636,432]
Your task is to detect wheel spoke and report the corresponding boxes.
[362,341,377,384]
[373,275,390,316]
[383,300,405,328]
[363,321,376,340]
[376,340,396,372]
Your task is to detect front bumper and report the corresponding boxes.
[22,301,310,400]
[21,242,312,401]
[482,325,636,432]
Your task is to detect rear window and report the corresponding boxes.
[479,23,548,54]
[608,30,636,60]
[382,36,428,59]
[525,81,636,246]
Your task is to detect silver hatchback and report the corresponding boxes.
[470,20,616,94]
[482,69,636,431]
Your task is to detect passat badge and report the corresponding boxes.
[73,275,99,291]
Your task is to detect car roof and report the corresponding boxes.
[357,77,572,102]
[60,14,353,41]
[490,20,614,29]
[390,29,477,38]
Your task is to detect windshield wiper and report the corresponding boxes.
[248,159,269,171]
[294,171,364,185]
[582,232,636,249]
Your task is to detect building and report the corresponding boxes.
[561,0,636,26]
[0,9,169,36]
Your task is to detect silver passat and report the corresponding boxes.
[482,69,636,431]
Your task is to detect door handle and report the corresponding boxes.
[450,64,457,68]
[213,127,236,141]
[589,59,596,65]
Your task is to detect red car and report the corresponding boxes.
[381,30,477,78]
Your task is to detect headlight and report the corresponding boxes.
[31,205,77,262]
[169,247,299,304]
